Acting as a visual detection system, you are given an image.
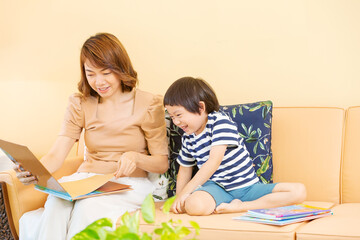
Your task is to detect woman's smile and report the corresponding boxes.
[97,86,110,94]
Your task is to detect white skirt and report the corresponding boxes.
[19,172,155,240]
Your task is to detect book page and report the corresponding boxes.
[60,173,115,198]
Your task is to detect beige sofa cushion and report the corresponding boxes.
[272,107,344,203]
[136,201,334,240]
[342,106,360,203]
[297,203,360,240]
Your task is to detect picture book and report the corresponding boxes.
[233,211,333,226]
[246,204,332,220]
[0,139,132,201]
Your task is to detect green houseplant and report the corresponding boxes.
[71,194,200,240]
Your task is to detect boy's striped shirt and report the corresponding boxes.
[177,111,259,191]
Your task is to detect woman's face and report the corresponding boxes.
[84,59,121,99]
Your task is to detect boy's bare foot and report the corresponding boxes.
[215,199,244,214]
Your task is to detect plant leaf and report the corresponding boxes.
[189,221,200,235]
[250,130,257,138]
[256,155,270,175]
[140,233,152,240]
[120,212,139,234]
[141,194,155,223]
[154,228,163,235]
[238,133,247,138]
[253,142,258,154]
[120,212,131,228]
[246,137,257,143]
[241,123,248,135]
[119,233,140,240]
[163,196,176,214]
[71,218,113,240]
[71,229,100,240]
[249,105,261,111]
[259,142,265,150]
[104,232,121,240]
[89,218,113,228]
[239,106,243,115]
[248,125,253,135]
[232,107,236,118]
[174,226,191,238]
[114,225,130,236]
[128,211,140,234]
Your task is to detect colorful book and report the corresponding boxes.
[0,139,132,201]
[246,204,332,220]
[234,211,332,226]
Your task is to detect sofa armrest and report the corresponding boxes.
[1,178,19,239]
[0,156,83,239]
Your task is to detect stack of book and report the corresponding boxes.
[233,204,332,226]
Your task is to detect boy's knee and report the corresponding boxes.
[184,194,215,216]
[292,183,307,203]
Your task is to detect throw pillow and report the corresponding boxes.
[220,101,273,183]
[166,101,273,198]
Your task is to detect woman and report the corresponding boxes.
[14,33,168,240]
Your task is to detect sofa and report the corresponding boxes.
[1,105,360,240]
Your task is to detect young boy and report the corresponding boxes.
[164,77,306,216]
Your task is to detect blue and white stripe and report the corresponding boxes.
[177,111,259,191]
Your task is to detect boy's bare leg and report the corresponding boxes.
[184,191,217,216]
[215,183,306,214]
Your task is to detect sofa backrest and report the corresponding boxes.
[77,107,347,204]
[342,106,360,203]
[271,107,345,204]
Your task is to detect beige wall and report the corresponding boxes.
[1,0,360,155]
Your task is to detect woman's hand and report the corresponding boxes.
[114,152,139,178]
[171,192,190,214]
[13,164,37,185]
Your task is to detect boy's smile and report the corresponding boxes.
[166,104,208,135]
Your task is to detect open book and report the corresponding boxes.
[0,139,132,201]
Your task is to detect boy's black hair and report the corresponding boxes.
[164,76,220,114]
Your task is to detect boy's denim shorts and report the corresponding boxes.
[194,180,278,206]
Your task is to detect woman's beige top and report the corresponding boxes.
[58,89,168,174]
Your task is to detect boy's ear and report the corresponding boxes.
[199,101,206,113]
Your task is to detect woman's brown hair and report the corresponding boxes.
[78,33,138,98]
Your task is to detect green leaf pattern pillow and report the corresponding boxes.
[220,101,273,184]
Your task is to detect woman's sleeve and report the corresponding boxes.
[141,95,168,156]
[58,94,84,140]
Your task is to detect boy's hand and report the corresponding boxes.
[171,193,190,214]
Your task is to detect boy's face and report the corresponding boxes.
[166,104,208,135]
